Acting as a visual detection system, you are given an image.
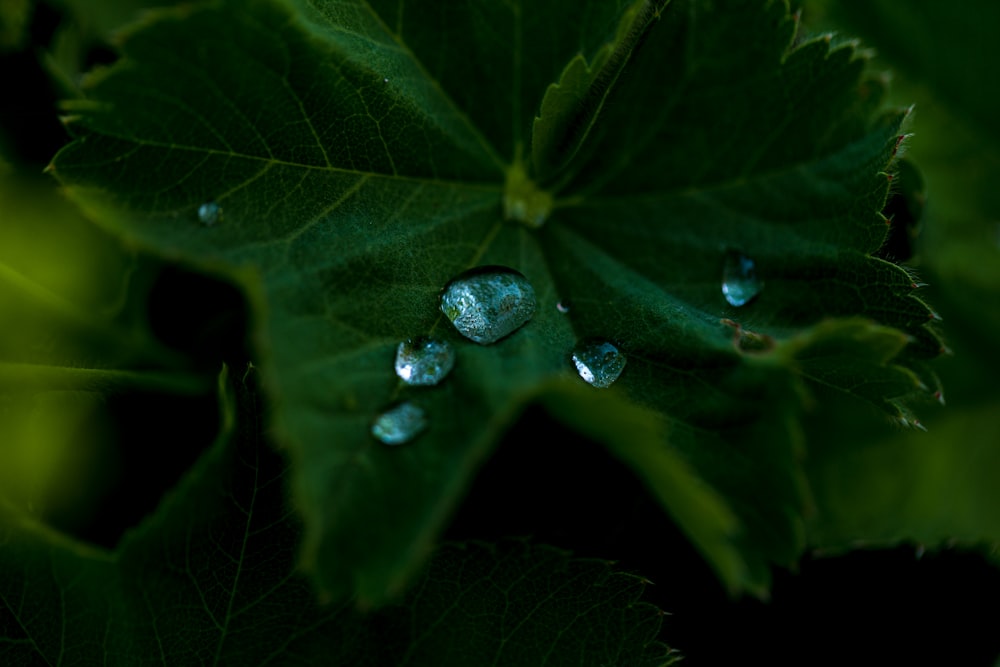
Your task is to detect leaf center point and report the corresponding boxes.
[503,161,553,228]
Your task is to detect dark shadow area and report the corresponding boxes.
[45,266,252,549]
[147,264,253,372]
[0,2,68,166]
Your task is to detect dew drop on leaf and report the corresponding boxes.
[394,336,455,386]
[556,300,571,314]
[722,251,763,307]
[198,201,221,226]
[371,402,427,445]
[572,340,627,388]
[439,267,536,344]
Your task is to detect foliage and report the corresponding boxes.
[1,0,998,663]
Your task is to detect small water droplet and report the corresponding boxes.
[440,267,536,344]
[395,336,455,386]
[198,201,221,226]
[572,340,626,388]
[371,401,427,445]
[722,251,762,307]
[383,77,389,83]
[556,301,571,314]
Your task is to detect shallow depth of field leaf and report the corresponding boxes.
[51,0,941,602]
[0,0,31,50]
[0,368,675,666]
[0,169,209,529]
[796,0,1000,556]
[805,394,1000,553]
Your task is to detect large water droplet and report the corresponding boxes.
[440,267,536,344]
[722,251,762,307]
[572,340,626,388]
[395,336,455,386]
[198,201,221,226]
[371,402,427,445]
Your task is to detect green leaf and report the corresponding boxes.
[379,540,678,666]
[801,0,1000,333]
[0,368,676,666]
[51,0,941,602]
[0,367,324,666]
[806,400,1000,554]
[794,0,1000,559]
[530,0,668,181]
[0,0,31,51]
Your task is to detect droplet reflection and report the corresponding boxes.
[198,201,222,226]
[572,340,626,388]
[440,267,536,344]
[395,337,455,386]
[371,402,427,445]
[722,251,762,307]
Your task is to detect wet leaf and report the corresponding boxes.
[51,0,940,601]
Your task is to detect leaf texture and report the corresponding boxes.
[51,0,942,601]
[0,369,676,666]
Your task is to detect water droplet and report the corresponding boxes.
[572,340,626,388]
[383,77,389,83]
[371,402,427,445]
[556,301,571,314]
[395,336,455,386]
[440,267,536,344]
[198,201,221,226]
[722,251,762,307]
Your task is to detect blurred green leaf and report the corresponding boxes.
[50,0,941,602]
[0,368,676,666]
[53,0,181,38]
[0,0,31,51]
[805,392,1000,553]
[0,171,208,525]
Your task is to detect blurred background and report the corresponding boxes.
[1,0,999,664]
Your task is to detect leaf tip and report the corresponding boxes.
[892,133,912,159]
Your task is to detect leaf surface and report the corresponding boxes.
[0,369,676,666]
[51,0,940,601]
[797,0,1000,557]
